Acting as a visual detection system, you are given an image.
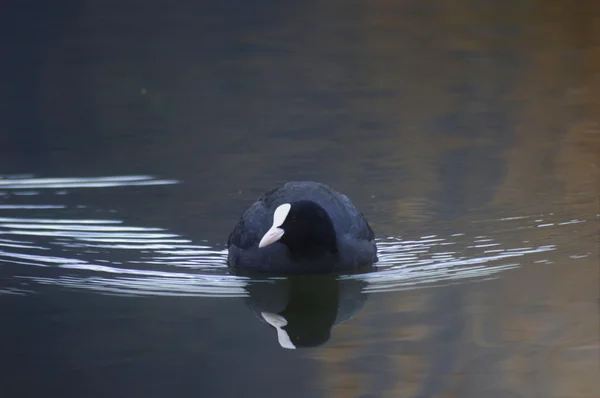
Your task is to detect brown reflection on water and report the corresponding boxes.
[310,0,599,397]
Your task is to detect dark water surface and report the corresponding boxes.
[1,1,599,397]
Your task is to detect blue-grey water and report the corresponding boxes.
[1,1,599,397]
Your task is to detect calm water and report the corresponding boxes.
[1,1,599,397]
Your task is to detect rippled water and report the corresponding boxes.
[2,174,588,300]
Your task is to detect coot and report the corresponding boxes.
[227,181,377,273]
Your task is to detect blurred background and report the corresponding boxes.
[0,0,598,397]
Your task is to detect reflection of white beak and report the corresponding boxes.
[261,312,296,349]
[258,227,284,248]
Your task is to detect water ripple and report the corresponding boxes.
[0,174,592,297]
[0,175,179,189]
[0,209,581,297]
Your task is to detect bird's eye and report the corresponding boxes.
[290,217,297,222]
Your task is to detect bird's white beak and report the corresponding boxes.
[258,227,284,248]
[258,203,291,248]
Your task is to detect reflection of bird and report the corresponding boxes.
[243,274,368,349]
[227,181,377,273]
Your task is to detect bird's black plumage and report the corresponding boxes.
[227,181,377,274]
